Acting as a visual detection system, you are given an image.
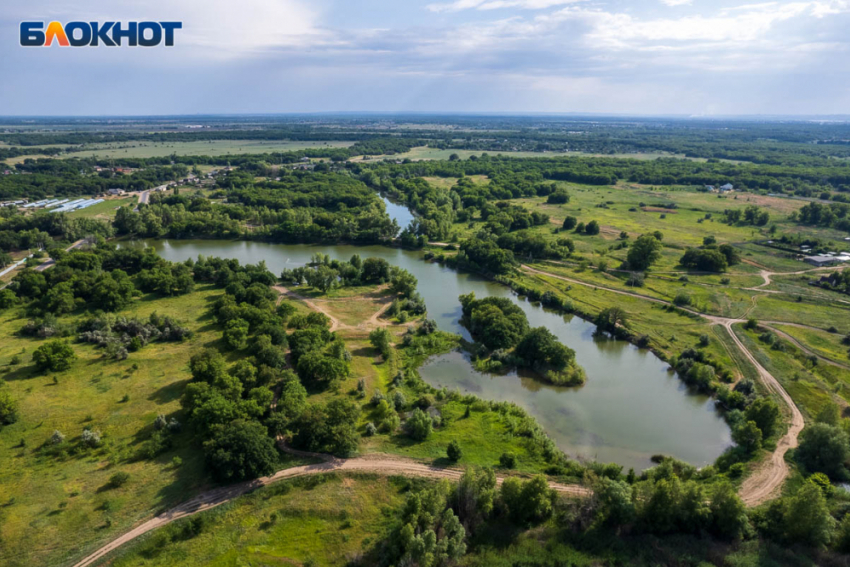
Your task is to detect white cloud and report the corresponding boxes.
[427,0,584,13]
[659,0,693,6]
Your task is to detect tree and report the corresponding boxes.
[0,288,17,309]
[732,420,762,453]
[596,478,635,530]
[369,327,392,358]
[203,420,278,482]
[41,282,76,315]
[0,389,18,426]
[446,440,462,462]
[680,248,728,272]
[627,234,664,271]
[562,216,577,230]
[361,257,391,283]
[500,475,555,526]
[709,482,749,540]
[189,349,229,383]
[595,307,627,335]
[32,340,76,372]
[296,351,350,388]
[406,408,432,441]
[745,398,781,438]
[389,267,418,298]
[514,327,575,370]
[546,189,570,204]
[783,482,835,548]
[223,318,249,350]
[291,399,360,457]
[304,265,338,293]
[796,422,850,480]
[584,220,600,235]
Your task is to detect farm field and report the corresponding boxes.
[4,140,354,164]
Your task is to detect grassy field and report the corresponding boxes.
[4,141,354,164]
[734,324,850,417]
[0,288,227,567]
[66,197,137,220]
[107,473,405,567]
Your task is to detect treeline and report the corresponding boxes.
[1,161,191,200]
[114,172,398,243]
[792,201,850,233]
[0,209,113,252]
[363,153,850,204]
[5,245,194,319]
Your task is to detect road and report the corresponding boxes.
[33,239,87,272]
[520,264,806,505]
[71,453,589,567]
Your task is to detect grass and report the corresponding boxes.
[57,140,354,161]
[0,288,226,567]
[107,473,405,567]
[65,197,137,220]
[773,324,850,364]
[734,324,850,417]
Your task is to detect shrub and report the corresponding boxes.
[32,340,77,372]
[673,291,691,306]
[0,389,18,426]
[447,440,463,462]
[364,422,377,437]
[109,472,130,488]
[499,452,517,468]
[405,408,432,441]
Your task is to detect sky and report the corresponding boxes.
[1,0,849,116]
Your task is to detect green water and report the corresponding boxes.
[131,237,731,470]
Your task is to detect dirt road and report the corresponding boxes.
[722,320,805,506]
[71,454,589,567]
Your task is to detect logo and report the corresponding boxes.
[20,21,182,47]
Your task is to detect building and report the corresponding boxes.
[107,188,126,196]
[719,183,734,192]
[704,185,715,192]
[804,255,845,267]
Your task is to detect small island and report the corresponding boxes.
[458,292,586,386]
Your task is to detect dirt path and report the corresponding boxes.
[723,320,805,506]
[273,285,345,331]
[274,285,410,332]
[71,454,589,567]
[521,264,804,506]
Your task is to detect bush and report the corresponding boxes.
[0,389,18,426]
[499,452,517,468]
[447,440,463,461]
[108,472,130,488]
[364,422,377,437]
[673,291,691,306]
[32,340,77,372]
[405,408,432,441]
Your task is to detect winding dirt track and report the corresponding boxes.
[71,454,589,567]
[520,264,807,506]
[720,319,805,506]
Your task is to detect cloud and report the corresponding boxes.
[659,0,693,6]
[426,0,584,13]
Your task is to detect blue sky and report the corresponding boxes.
[1,0,849,115]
